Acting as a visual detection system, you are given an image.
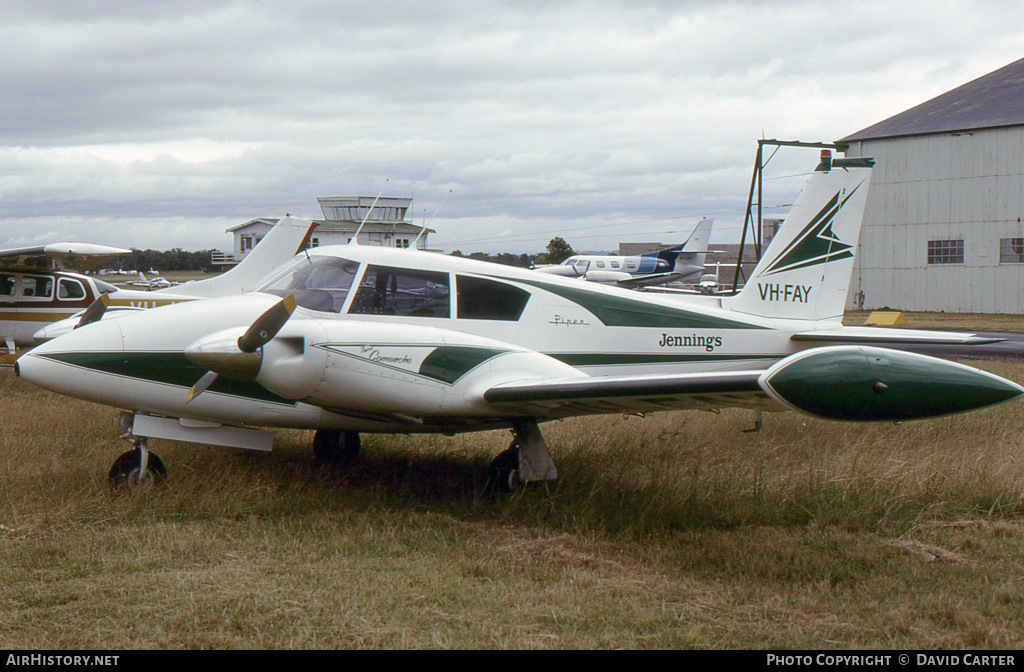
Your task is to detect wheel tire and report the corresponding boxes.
[314,430,360,464]
[487,446,522,493]
[109,449,166,493]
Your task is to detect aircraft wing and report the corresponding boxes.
[0,243,132,271]
[482,345,1024,422]
[791,327,1003,346]
[614,272,685,288]
[483,370,775,417]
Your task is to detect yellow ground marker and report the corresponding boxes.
[864,311,908,326]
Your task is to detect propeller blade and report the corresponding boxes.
[75,294,110,329]
[186,370,219,403]
[237,295,296,353]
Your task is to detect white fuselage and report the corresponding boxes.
[18,245,819,434]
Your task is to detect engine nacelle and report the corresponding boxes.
[255,319,582,417]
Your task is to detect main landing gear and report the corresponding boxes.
[108,437,166,493]
[313,429,361,464]
[486,420,558,493]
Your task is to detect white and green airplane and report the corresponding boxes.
[15,155,1024,492]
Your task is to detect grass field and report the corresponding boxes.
[3,356,1024,649]
[843,310,1024,332]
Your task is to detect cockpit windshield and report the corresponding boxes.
[257,255,360,313]
[94,279,119,294]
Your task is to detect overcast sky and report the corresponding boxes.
[1,0,1022,255]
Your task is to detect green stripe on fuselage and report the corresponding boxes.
[35,351,294,405]
[503,278,765,330]
[418,346,506,384]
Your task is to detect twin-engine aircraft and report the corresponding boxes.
[16,155,1024,493]
[127,271,177,290]
[534,217,714,288]
[4,218,316,349]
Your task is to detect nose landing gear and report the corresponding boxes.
[108,438,166,493]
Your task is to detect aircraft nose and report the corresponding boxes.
[15,320,126,402]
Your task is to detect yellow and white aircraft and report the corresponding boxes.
[14,218,316,348]
[0,242,130,352]
[16,155,1023,492]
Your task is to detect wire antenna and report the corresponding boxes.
[349,180,389,245]
[412,190,451,250]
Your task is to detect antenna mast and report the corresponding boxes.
[350,180,389,245]
[412,190,451,250]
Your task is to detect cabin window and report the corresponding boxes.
[610,261,620,269]
[0,274,14,297]
[456,276,530,321]
[21,275,53,299]
[927,239,964,265]
[257,255,360,313]
[350,266,450,318]
[999,238,1024,263]
[58,279,86,300]
[625,261,636,269]
[595,261,605,269]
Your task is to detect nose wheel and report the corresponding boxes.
[109,439,166,493]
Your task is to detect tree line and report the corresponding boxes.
[449,237,575,267]
[92,237,577,273]
[96,249,218,273]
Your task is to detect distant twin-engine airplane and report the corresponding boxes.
[533,217,714,288]
[128,271,177,290]
[16,154,1022,495]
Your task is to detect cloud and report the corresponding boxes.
[1,0,1022,253]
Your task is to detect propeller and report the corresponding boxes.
[185,295,296,403]
[75,294,110,329]
[237,295,296,353]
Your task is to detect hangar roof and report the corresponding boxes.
[840,56,1024,143]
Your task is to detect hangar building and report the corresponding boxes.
[839,57,1024,313]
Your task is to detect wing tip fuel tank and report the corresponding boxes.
[759,346,1024,421]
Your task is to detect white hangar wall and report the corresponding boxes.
[843,126,1024,313]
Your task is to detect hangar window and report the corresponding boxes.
[927,240,964,265]
[258,255,360,313]
[999,238,1024,264]
[349,266,450,318]
[456,276,530,321]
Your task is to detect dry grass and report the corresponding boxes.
[843,310,1024,332]
[2,362,1024,649]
